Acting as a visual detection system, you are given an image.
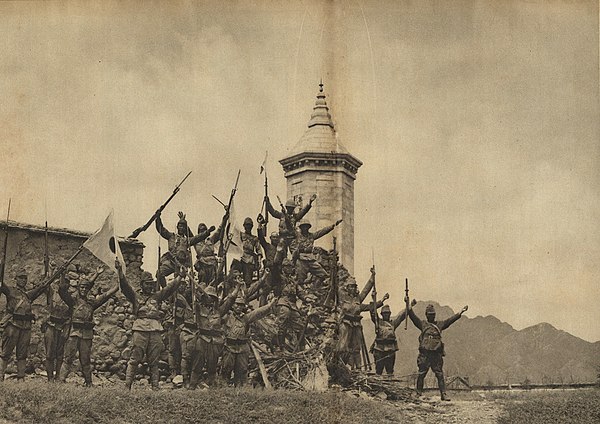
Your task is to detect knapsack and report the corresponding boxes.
[419,321,443,352]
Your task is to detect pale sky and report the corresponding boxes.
[0,1,598,341]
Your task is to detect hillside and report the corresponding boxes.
[362,302,600,385]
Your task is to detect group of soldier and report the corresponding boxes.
[0,192,468,401]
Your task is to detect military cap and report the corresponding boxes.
[298,219,311,228]
[425,304,436,315]
[204,285,218,299]
[282,258,294,267]
[345,277,358,287]
[270,231,279,239]
[243,217,253,226]
[381,305,391,314]
[285,199,296,209]
[234,294,246,305]
[141,271,155,284]
[16,272,28,279]
[197,223,208,233]
[78,278,93,288]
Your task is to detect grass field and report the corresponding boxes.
[0,380,407,424]
[493,388,600,424]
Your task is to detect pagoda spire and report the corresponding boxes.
[307,81,334,129]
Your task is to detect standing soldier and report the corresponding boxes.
[273,259,306,352]
[256,214,285,303]
[240,217,260,286]
[221,295,277,387]
[164,281,187,379]
[117,261,185,390]
[337,269,388,369]
[44,266,103,383]
[189,223,217,284]
[370,299,417,376]
[0,271,55,381]
[59,270,118,387]
[265,194,317,241]
[155,211,193,288]
[295,219,342,286]
[408,303,468,401]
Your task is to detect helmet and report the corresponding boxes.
[198,223,208,233]
[204,285,218,299]
[78,278,93,289]
[16,272,27,279]
[345,277,357,287]
[234,294,246,305]
[381,305,391,314]
[282,258,294,268]
[425,304,436,315]
[298,219,311,229]
[285,199,296,209]
[270,232,279,239]
[141,272,155,285]
[243,217,253,227]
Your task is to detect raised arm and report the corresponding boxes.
[360,294,388,312]
[116,260,137,308]
[155,272,184,303]
[247,270,268,299]
[245,298,276,324]
[189,226,214,246]
[88,266,105,285]
[58,274,75,308]
[155,214,173,241]
[392,298,417,329]
[219,284,240,316]
[93,284,119,310]
[265,196,283,219]
[295,194,316,221]
[408,307,423,331]
[358,269,375,302]
[438,305,468,330]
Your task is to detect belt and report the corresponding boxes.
[375,338,397,344]
[226,337,248,346]
[71,321,95,330]
[49,316,69,325]
[12,313,35,322]
[198,328,223,337]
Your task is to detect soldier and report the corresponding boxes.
[408,303,468,401]
[256,213,285,304]
[185,284,240,389]
[0,270,55,381]
[155,211,193,287]
[337,269,388,369]
[189,223,217,284]
[221,295,277,387]
[117,260,185,390]
[273,259,307,352]
[370,300,417,376]
[265,194,317,241]
[44,266,103,383]
[240,217,260,286]
[295,219,342,286]
[59,270,118,386]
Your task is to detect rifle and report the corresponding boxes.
[371,249,379,334]
[128,171,192,239]
[405,278,409,330]
[0,199,11,286]
[44,216,51,306]
[263,167,268,232]
[216,170,241,278]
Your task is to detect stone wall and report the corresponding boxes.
[0,221,150,379]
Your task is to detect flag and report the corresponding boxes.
[260,150,268,174]
[83,210,126,274]
[226,198,243,260]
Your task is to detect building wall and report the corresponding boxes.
[286,166,355,273]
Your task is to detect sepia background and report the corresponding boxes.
[0,0,598,342]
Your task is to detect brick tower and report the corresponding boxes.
[279,82,362,273]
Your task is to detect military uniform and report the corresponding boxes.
[44,283,71,382]
[221,298,274,387]
[257,224,285,302]
[119,271,182,390]
[295,221,335,285]
[156,215,192,287]
[240,218,260,286]
[0,275,48,380]
[408,305,463,400]
[370,305,408,375]
[273,270,304,351]
[190,224,219,284]
[59,279,117,386]
[164,292,187,377]
[265,197,313,241]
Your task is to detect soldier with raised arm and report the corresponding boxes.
[59,269,118,387]
[44,266,103,383]
[337,268,388,369]
[256,213,285,304]
[221,295,277,387]
[265,194,317,241]
[370,299,417,376]
[117,261,185,390]
[155,211,193,287]
[240,217,260,286]
[0,270,57,381]
[189,216,226,284]
[408,303,468,401]
[295,219,342,286]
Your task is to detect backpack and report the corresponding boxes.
[419,321,443,352]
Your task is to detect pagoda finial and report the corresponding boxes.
[307,80,333,128]
[319,79,324,93]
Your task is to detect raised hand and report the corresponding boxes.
[96,266,104,275]
[310,194,317,203]
[461,305,468,314]
[411,298,417,307]
[178,211,186,220]
[370,266,376,276]
[382,293,390,301]
[208,225,216,232]
[335,219,343,226]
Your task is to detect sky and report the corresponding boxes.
[0,0,598,341]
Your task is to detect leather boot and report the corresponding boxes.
[45,359,55,382]
[82,366,92,387]
[0,358,7,381]
[16,359,26,380]
[416,374,425,396]
[437,374,450,401]
[150,365,160,391]
[124,365,135,390]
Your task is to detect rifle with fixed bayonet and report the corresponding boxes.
[371,249,379,335]
[405,278,409,330]
[129,171,192,239]
[216,170,241,279]
[0,199,11,287]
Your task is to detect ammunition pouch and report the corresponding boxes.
[71,321,95,330]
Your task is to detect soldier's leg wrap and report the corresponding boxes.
[189,337,205,390]
[373,350,385,375]
[55,327,68,380]
[206,342,222,386]
[385,352,396,375]
[167,326,182,376]
[1,323,19,380]
[221,347,235,384]
[416,352,431,395]
[234,348,249,387]
[430,353,447,399]
[59,336,78,382]
[14,327,31,379]
[44,326,57,381]
[80,338,93,386]
[180,331,196,387]
[147,331,164,389]
[336,322,352,365]
[126,331,148,389]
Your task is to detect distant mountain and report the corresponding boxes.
[362,301,600,385]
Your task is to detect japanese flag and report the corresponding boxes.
[83,210,126,274]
